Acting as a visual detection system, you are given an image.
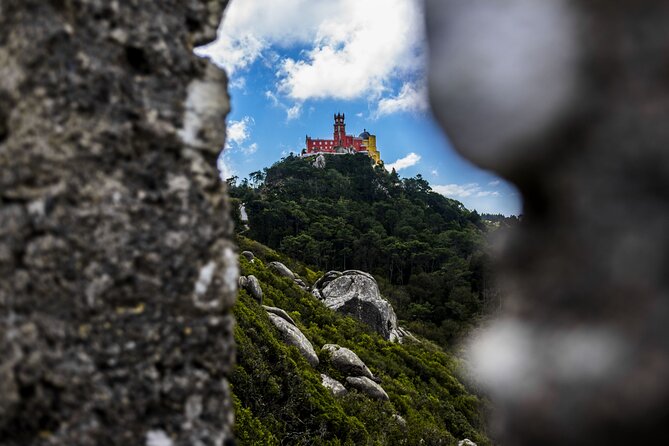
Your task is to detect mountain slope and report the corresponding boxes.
[232,236,490,445]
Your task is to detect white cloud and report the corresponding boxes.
[489,180,501,186]
[286,103,302,121]
[225,116,258,155]
[265,90,280,107]
[431,169,439,177]
[229,76,247,91]
[242,143,258,155]
[217,150,235,181]
[433,183,500,199]
[226,116,253,147]
[385,152,421,172]
[375,82,428,117]
[198,0,425,105]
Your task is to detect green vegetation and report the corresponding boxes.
[232,237,490,445]
[228,154,494,344]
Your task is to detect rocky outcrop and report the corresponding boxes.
[268,261,310,291]
[345,376,389,401]
[267,313,319,367]
[314,270,402,341]
[321,374,348,397]
[239,275,263,303]
[269,261,295,279]
[313,154,326,169]
[322,344,373,379]
[0,1,235,444]
[263,305,296,326]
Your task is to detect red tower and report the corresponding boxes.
[334,113,345,146]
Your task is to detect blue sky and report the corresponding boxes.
[198,0,521,216]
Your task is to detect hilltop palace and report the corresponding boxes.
[301,113,381,164]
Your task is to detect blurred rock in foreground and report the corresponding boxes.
[0,0,235,444]
[426,1,669,445]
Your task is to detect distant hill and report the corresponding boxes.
[228,153,495,345]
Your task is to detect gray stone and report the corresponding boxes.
[313,154,326,169]
[312,270,343,291]
[241,251,255,262]
[426,1,669,445]
[315,270,402,341]
[268,261,295,280]
[294,278,307,289]
[322,344,373,379]
[458,440,477,446]
[393,414,407,427]
[320,374,347,397]
[240,275,263,303]
[267,313,319,367]
[263,305,296,326]
[345,376,389,401]
[0,0,235,443]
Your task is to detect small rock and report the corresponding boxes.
[263,305,296,326]
[267,313,319,367]
[392,414,407,427]
[320,374,347,397]
[294,278,307,289]
[345,376,389,400]
[322,344,373,379]
[458,440,477,446]
[268,261,295,280]
[239,275,262,303]
[241,251,254,262]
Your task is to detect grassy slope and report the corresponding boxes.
[231,236,490,446]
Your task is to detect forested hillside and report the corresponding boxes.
[227,154,494,345]
[231,237,490,445]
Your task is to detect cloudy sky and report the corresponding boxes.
[198,0,521,215]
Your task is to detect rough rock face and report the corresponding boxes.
[320,374,348,397]
[426,1,669,445]
[313,154,326,169]
[267,313,319,367]
[314,271,402,341]
[268,261,295,279]
[263,305,296,326]
[345,376,389,401]
[0,1,235,444]
[239,274,263,303]
[322,344,373,379]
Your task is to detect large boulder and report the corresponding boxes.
[322,344,373,379]
[320,374,347,397]
[314,270,402,341]
[239,275,262,303]
[267,313,319,367]
[268,261,295,280]
[263,305,296,326]
[345,376,389,401]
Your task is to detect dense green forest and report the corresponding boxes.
[228,154,495,345]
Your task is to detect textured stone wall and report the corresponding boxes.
[0,1,236,444]
[426,1,669,445]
